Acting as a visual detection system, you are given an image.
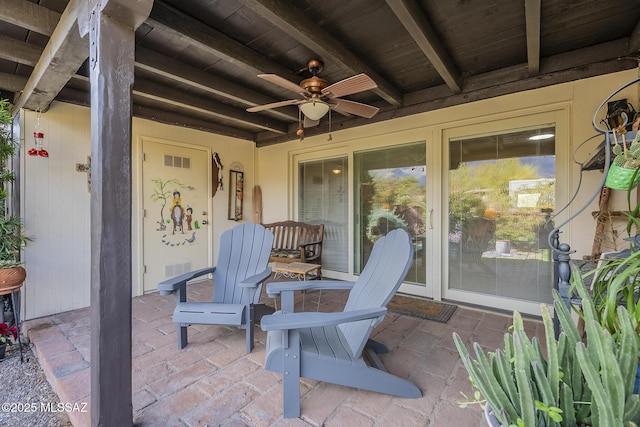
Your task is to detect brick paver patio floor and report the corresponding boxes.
[22,280,544,426]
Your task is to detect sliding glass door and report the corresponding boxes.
[354,142,427,290]
[298,157,349,273]
[447,125,556,305]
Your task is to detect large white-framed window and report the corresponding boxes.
[291,131,434,296]
[292,147,352,278]
[298,156,349,273]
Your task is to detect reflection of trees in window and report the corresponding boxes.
[365,175,426,243]
[451,159,539,211]
[448,193,486,244]
[371,176,425,208]
[449,158,555,251]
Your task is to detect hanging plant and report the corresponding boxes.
[605,127,640,190]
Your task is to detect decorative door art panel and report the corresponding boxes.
[150,178,202,243]
[142,139,210,293]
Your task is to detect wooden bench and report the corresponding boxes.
[263,220,324,265]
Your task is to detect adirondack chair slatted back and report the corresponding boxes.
[213,223,274,305]
[339,229,414,358]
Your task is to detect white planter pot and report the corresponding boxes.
[495,240,511,255]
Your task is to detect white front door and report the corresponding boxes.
[141,138,211,293]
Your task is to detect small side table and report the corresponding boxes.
[272,262,322,281]
[271,262,322,310]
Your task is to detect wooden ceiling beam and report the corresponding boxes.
[132,103,256,141]
[135,47,298,122]
[56,86,90,106]
[0,0,60,37]
[240,0,403,106]
[0,71,27,93]
[0,35,43,67]
[133,78,289,134]
[385,0,461,94]
[54,49,299,129]
[11,0,88,114]
[56,85,262,141]
[410,40,632,103]
[629,18,640,54]
[257,56,633,146]
[525,0,541,75]
[147,0,295,78]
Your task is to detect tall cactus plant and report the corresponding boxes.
[454,273,640,426]
[612,130,640,170]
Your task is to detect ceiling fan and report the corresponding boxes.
[246,59,380,128]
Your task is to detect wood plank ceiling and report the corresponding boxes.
[1,0,639,147]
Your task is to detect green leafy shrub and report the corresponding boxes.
[365,208,407,243]
[0,99,28,267]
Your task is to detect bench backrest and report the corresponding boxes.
[263,220,324,263]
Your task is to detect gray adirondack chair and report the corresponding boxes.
[158,222,273,353]
[261,228,422,418]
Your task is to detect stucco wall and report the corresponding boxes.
[18,70,640,318]
[20,102,256,319]
[257,69,640,277]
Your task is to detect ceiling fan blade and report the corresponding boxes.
[321,74,377,98]
[246,99,300,113]
[303,115,320,128]
[257,74,310,97]
[332,99,380,118]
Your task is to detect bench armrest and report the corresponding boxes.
[158,266,216,295]
[266,280,354,298]
[260,307,386,331]
[299,239,322,249]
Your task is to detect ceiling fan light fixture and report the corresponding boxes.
[299,100,330,121]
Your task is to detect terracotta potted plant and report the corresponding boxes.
[0,99,28,292]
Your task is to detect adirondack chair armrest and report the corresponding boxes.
[157,266,216,296]
[266,280,355,298]
[260,307,387,331]
[238,267,272,288]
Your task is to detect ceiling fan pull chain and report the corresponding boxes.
[297,108,304,141]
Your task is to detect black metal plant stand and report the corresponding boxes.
[0,286,23,362]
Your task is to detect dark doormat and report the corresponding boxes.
[387,295,458,323]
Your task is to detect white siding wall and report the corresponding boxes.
[21,102,255,319]
[21,103,92,319]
